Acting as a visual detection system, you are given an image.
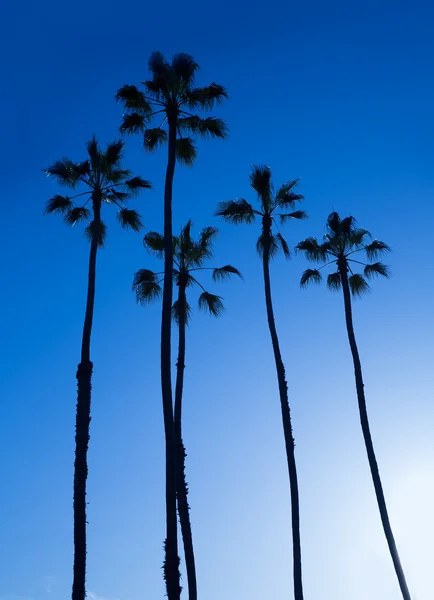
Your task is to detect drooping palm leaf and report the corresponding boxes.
[45,160,82,188]
[172,53,199,84]
[212,265,243,281]
[125,176,152,192]
[144,128,168,151]
[172,298,192,324]
[133,269,163,304]
[120,113,146,135]
[250,166,272,210]
[143,231,165,257]
[280,210,308,223]
[175,137,197,166]
[44,195,73,215]
[364,262,390,279]
[276,233,291,258]
[296,238,330,262]
[65,206,91,226]
[84,220,107,247]
[348,228,371,246]
[327,271,342,290]
[256,232,279,258]
[365,240,391,259]
[198,291,224,316]
[178,116,227,138]
[115,85,151,113]
[300,268,322,287]
[349,273,370,296]
[185,83,228,109]
[104,141,124,166]
[117,208,143,232]
[215,199,256,223]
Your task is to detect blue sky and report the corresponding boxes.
[1,0,433,599]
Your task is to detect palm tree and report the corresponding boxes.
[116,52,227,600]
[133,222,242,600]
[44,137,150,600]
[297,212,411,600]
[216,166,306,600]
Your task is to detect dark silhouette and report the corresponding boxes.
[116,53,227,600]
[133,222,241,600]
[45,138,150,600]
[297,212,412,600]
[216,166,306,600]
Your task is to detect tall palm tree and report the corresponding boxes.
[44,137,150,600]
[116,52,227,600]
[297,212,411,600]
[216,166,306,600]
[133,222,241,600]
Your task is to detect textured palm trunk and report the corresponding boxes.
[262,218,304,600]
[72,198,100,600]
[161,117,181,600]
[174,282,197,600]
[339,263,411,600]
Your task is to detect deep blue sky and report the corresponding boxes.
[1,0,433,599]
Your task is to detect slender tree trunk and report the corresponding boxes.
[72,199,101,600]
[340,264,411,600]
[161,117,181,600]
[174,283,197,600]
[261,219,304,600]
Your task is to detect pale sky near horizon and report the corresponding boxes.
[1,0,433,599]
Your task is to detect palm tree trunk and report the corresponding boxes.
[161,117,181,600]
[174,283,197,600]
[340,265,411,600]
[262,222,304,600]
[72,200,100,600]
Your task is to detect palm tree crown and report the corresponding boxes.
[133,221,242,316]
[296,211,390,293]
[116,52,228,165]
[216,165,306,257]
[45,136,151,241]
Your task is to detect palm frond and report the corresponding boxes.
[296,238,330,262]
[144,128,168,151]
[280,210,308,223]
[341,215,357,236]
[86,136,100,171]
[148,51,171,78]
[300,268,322,287]
[105,190,129,204]
[172,53,199,84]
[175,137,197,166]
[365,240,391,259]
[143,231,165,257]
[105,168,131,185]
[117,208,143,232]
[327,271,342,291]
[250,166,272,210]
[172,299,192,324]
[120,112,146,135]
[364,262,390,279]
[178,116,228,138]
[125,176,152,193]
[185,83,228,109]
[198,291,225,317]
[64,206,91,226]
[256,233,279,258]
[103,140,124,167]
[212,265,243,281]
[349,273,370,296]
[275,179,303,208]
[348,228,371,246]
[133,269,162,304]
[326,212,342,233]
[179,220,194,254]
[215,199,256,224]
[45,159,82,188]
[276,233,291,258]
[115,85,151,113]
[44,195,73,215]
[84,220,107,246]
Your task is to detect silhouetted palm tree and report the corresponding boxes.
[116,53,227,599]
[133,222,241,600]
[45,137,150,600]
[216,166,306,600]
[297,212,411,600]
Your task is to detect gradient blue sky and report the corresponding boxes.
[1,0,433,599]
